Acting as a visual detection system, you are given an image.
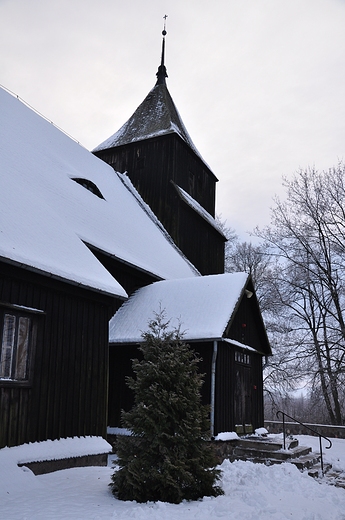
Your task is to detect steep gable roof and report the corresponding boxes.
[109,272,251,343]
[93,83,204,162]
[93,30,212,173]
[0,87,198,297]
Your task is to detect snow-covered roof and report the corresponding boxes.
[222,338,258,353]
[109,272,249,343]
[93,83,213,174]
[174,184,227,238]
[0,87,198,298]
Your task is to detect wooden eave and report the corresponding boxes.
[93,132,218,183]
[223,277,272,356]
[0,254,125,301]
[172,181,226,239]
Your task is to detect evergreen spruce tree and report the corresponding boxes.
[111,311,223,503]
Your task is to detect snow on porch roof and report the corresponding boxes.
[0,87,197,298]
[109,272,249,343]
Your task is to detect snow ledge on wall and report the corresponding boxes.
[1,436,112,465]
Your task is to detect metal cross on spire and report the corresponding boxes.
[163,14,168,35]
[156,15,168,85]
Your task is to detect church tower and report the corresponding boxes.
[93,23,226,275]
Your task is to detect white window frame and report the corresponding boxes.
[0,308,37,383]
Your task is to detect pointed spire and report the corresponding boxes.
[156,15,168,85]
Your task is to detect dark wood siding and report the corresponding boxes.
[94,135,217,216]
[177,201,225,275]
[0,262,117,448]
[190,340,265,435]
[93,133,225,275]
[108,345,140,427]
[214,341,234,434]
[88,247,159,297]
[214,342,264,435]
[226,285,271,356]
[108,339,264,435]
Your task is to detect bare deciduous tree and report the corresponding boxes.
[217,218,300,395]
[256,164,345,425]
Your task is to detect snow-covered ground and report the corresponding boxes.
[1,435,345,519]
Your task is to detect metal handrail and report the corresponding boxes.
[276,411,332,476]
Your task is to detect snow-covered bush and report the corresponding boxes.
[110,311,223,503]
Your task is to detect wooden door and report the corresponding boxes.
[234,363,253,434]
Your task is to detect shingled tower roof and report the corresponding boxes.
[92,25,208,166]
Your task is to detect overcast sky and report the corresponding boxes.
[1,0,344,239]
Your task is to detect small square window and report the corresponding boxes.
[235,350,251,365]
[0,313,32,381]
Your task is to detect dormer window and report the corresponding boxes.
[72,178,104,199]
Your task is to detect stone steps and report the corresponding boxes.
[308,462,333,479]
[234,437,299,452]
[233,444,312,463]
[214,435,329,475]
[318,468,345,488]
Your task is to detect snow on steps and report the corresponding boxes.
[316,467,345,488]
[213,435,329,476]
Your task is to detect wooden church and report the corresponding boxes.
[0,28,270,449]
[93,28,271,436]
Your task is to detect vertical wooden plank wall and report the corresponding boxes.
[0,263,115,448]
[93,134,225,276]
